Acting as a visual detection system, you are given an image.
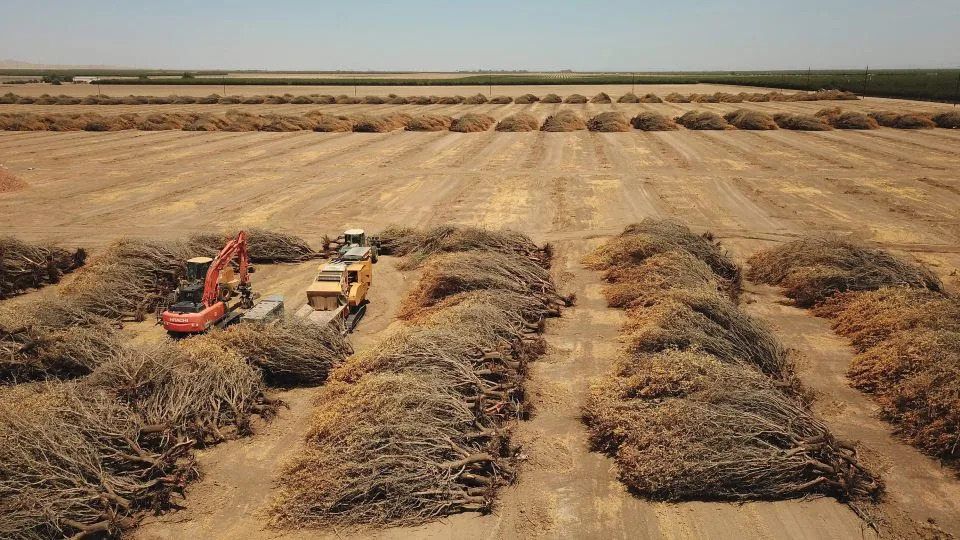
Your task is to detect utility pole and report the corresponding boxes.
[97,82,101,98]
[861,65,869,99]
[954,70,959,107]
[632,73,636,94]
[488,76,492,97]
[806,66,811,90]
[222,77,226,97]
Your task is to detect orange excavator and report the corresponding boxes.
[161,231,255,334]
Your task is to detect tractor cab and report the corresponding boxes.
[338,229,378,262]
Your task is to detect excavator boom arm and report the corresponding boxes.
[201,231,250,306]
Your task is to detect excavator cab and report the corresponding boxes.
[169,257,212,312]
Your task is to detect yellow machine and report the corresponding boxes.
[296,246,373,332]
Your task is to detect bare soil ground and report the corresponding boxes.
[2,88,959,539]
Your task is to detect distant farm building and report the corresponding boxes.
[71,76,99,83]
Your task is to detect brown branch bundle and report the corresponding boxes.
[0,383,197,539]
[933,111,960,128]
[0,236,86,299]
[375,224,548,268]
[663,92,690,103]
[630,112,679,131]
[812,288,960,463]
[541,110,587,132]
[638,93,663,103]
[352,113,411,132]
[689,93,718,103]
[587,112,631,132]
[540,93,562,103]
[868,111,935,129]
[772,113,832,131]
[584,219,741,286]
[590,92,612,104]
[464,93,488,104]
[746,236,942,307]
[815,108,878,129]
[583,349,882,501]
[0,298,122,382]
[243,228,318,262]
[450,113,495,133]
[203,318,353,387]
[311,113,355,132]
[675,110,731,130]
[405,114,454,132]
[723,110,778,130]
[617,92,640,103]
[495,113,539,132]
[600,251,726,309]
[514,93,539,104]
[563,94,587,104]
[488,95,513,104]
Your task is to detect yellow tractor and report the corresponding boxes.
[295,245,373,332]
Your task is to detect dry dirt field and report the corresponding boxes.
[1,84,959,539]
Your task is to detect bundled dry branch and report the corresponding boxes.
[488,95,513,104]
[540,93,562,103]
[713,92,743,103]
[868,111,935,129]
[313,113,355,132]
[638,93,663,103]
[689,93,718,103]
[361,95,385,104]
[464,93,489,105]
[405,114,454,132]
[244,228,318,262]
[585,219,741,285]
[495,113,539,132]
[583,350,881,501]
[587,111,631,132]
[815,108,878,130]
[811,287,960,464]
[590,92,612,104]
[600,251,725,310]
[451,113,495,133]
[541,110,587,131]
[513,93,539,104]
[563,94,587,104]
[675,110,731,130]
[0,298,121,382]
[723,110,778,130]
[437,95,465,104]
[375,225,549,268]
[617,92,640,103]
[747,236,942,307]
[664,92,691,103]
[630,112,679,131]
[352,113,411,133]
[0,236,86,298]
[773,113,832,131]
[203,318,352,387]
[0,383,198,540]
[933,111,960,128]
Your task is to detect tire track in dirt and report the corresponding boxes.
[812,132,949,170]
[848,129,960,159]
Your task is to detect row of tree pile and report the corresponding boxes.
[0,313,352,538]
[581,220,882,513]
[748,237,959,467]
[270,225,569,528]
[0,236,86,299]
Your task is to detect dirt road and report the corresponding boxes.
[2,90,959,538]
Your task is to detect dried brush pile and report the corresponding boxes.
[590,92,612,104]
[638,93,663,103]
[582,219,881,505]
[587,111,631,132]
[713,92,743,103]
[630,112,679,131]
[816,108,878,130]
[723,109,778,130]
[664,92,690,103]
[675,110,731,130]
[617,92,640,103]
[271,227,564,528]
[464,93,489,105]
[376,224,550,269]
[202,319,352,386]
[495,113,539,132]
[540,93,562,103]
[405,114,454,132]
[689,93,718,103]
[932,111,960,128]
[0,236,86,299]
[541,110,587,132]
[564,94,587,104]
[868,111,935,129]
[746,236,942,307]
[450,113,495,133]
[352,113,412,133]
[244,228,318,262]
[313,113,355,132]
[0,299,121,382]
[773,113,832,131]
[488,95,513,104]
[438,95,465,104]
[514,93,539,104]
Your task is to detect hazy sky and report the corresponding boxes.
[1,0,957,71]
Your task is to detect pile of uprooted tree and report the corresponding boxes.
[748,236,958,468]
[270,225,571,528]
[0,229,351,538]
[0,236,86,299]
[581,220,882,514]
